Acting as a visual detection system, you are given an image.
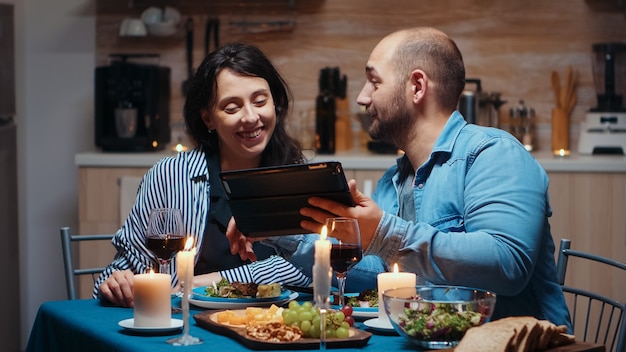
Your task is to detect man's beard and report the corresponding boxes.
[368,90,412,147]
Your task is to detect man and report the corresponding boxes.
[230,27,571,329]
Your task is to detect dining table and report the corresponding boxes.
[26,296,606,352]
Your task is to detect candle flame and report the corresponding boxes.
[149,269,155,276]
[320,226,327,241]
[393,263,399,273]
[184,237,194,251]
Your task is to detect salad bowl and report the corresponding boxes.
[382,285,496,349]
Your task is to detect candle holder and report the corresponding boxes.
[313,226,332,351]
[314,291,330,351]
[166,279,203,346]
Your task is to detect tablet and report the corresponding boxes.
[219,161,354,237]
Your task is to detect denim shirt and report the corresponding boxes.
[368,111,572,329]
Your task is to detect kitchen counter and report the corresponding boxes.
[75,149,626,173]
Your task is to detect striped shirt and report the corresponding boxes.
[92,147,311,298]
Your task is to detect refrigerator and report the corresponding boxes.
[0,3,20,351]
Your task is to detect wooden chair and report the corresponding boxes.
[60,227,114,300]
[556,238,626,352]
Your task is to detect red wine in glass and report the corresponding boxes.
[146,235,185,261]
[330,244,363,275]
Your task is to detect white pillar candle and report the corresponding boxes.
[313,226,332,307]
[377,263,416,326]
[177,238,195,284]
[133,271,171,327]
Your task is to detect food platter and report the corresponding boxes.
[193,310,372,350]
[189,291,298,309]
[192,286,294,302]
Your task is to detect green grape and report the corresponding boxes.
[288,300,300,310]
[312,315,321,328]
[340,321,350,330]
[301,301,314,310]
[300,320,312,333]
[332,311,345,324]
[309,323,321,338]
[298,310,313,322]
[336,326,350,338]
[284,309,299,325]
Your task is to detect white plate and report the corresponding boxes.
[118,318,183,333]
[189,291,299,309]
[363,318,396,333]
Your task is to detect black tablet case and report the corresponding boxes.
[219,161,354,237]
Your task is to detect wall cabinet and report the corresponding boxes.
[77,166,625,303]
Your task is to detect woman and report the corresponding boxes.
[94,43,315,307]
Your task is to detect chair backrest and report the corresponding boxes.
[556,238,626,352]
[60,227,114,300]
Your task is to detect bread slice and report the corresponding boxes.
[455,322,518,352]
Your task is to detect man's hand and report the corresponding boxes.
[300,179,383,249]
[225,217,257,262]
[99,269,135,307]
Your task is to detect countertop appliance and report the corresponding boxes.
[95,54,171,152]
[579,43,626,155]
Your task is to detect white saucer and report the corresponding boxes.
[118,318,183,333]
[363,317,396,333]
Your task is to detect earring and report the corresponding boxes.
[208,129,215,134]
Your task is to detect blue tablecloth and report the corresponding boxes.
[26,298,416,352]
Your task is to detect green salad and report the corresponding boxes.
[398,301,485,341]
[346,288,379,308]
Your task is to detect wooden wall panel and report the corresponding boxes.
[96,0,626,153]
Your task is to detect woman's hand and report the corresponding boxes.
[99,269,135,307]
[300,179,383,249]
[226,217,257,262]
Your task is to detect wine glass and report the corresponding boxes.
[326,217,362,307]
[146,208,185,274]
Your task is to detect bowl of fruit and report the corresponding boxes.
[382,285,496,349]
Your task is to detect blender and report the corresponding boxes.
[578,43,626,155]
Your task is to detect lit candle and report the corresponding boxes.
[313,226,332,307]
[133,270,171,327]
[177,238,196,285]
[377,263,417,326]
[553,148,571,157]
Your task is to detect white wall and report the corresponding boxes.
[15,0,95,349]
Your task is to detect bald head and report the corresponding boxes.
[375,27,466,111]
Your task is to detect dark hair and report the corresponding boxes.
[394,28,466,111]
[184,42,304,166]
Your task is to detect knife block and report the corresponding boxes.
[335,97,353,151]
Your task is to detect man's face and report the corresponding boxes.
[357,37,413,146]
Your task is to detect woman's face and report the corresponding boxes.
[202,69,276,170]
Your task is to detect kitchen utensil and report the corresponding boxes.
[119,18,147,37]
[182,18,194,96]
[204,17,220,57]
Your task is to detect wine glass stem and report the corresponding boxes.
[159,260,170,274]
[337,276,346,306]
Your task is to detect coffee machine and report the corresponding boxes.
[95,54,171,152]
[578,43,626,155]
